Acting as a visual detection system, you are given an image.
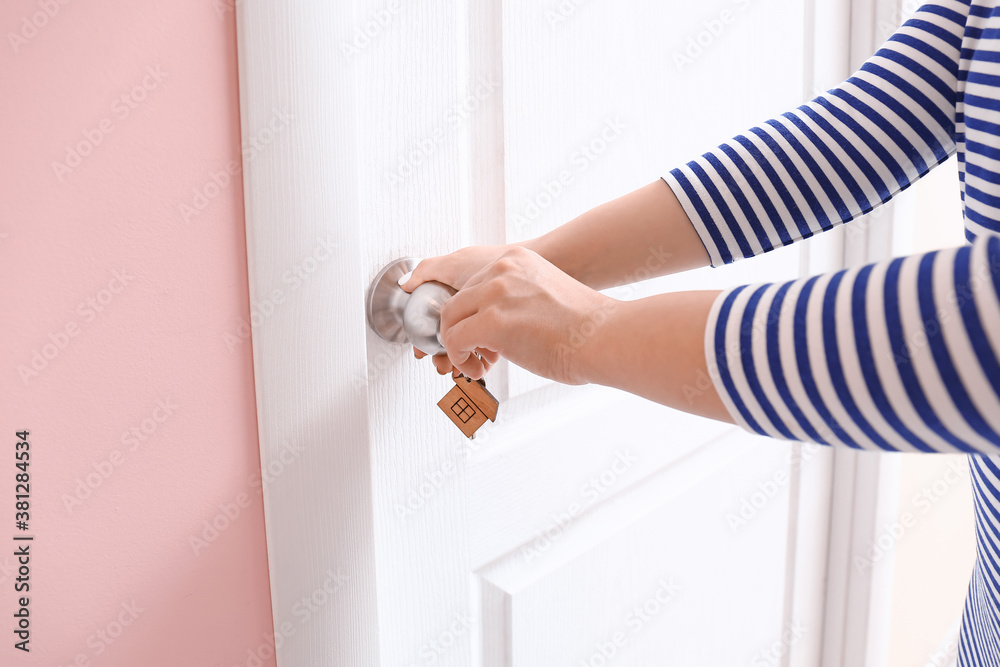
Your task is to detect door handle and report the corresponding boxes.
[365,257,456,356]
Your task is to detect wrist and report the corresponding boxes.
[515,236,550,263]
[571,293,629,386]
[519,234,593,286]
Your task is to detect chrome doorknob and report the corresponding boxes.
[365,257,456,356]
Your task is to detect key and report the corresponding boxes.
[438,372,499,439]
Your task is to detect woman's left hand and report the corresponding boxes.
[428,246,616,384]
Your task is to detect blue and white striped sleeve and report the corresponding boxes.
[705,237,1000,453]
[663,2,1000,453]
[662,1,964,267]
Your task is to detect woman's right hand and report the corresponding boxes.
[399,244,516,375]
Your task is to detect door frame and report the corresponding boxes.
[234,1,382,664]
[811,1,908,666]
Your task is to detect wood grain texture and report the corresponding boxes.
[236,1,381,664]
[354,0,478,664]
[235,0,846,665]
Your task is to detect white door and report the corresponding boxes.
[235,1,841,665]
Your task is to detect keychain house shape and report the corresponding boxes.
[438,375,499,438]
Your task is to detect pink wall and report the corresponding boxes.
[1,1,275,665]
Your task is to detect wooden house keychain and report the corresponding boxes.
[437,357,498,439]
[363,263,500,439]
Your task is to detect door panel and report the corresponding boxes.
[502,0,809,397]
[467,386,734,568]
[236,1,831,665]
[479,433,793,666]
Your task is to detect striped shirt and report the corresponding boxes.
[662,1,1000,663]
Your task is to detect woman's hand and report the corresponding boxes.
[403,246,616,384]
[400,245,515,376]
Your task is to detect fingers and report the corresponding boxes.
[438,280,502,380]
[415,323,500,377]
[477,347,500,366]
[438,280,491,334]
[416,347,457,375]
[417,347,498,378]
[442,315,499,379]
[451,348,486,379]
[406,255,503,380]
[430,352,495,376]
[432,353,452,375]
[400,256,459,294]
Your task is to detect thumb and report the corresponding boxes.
[398,259,425,293]
[400,257,460,294]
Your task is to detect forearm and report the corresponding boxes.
[609,237,1000,454]
[518,180,710,291]
[579,289,735,423]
